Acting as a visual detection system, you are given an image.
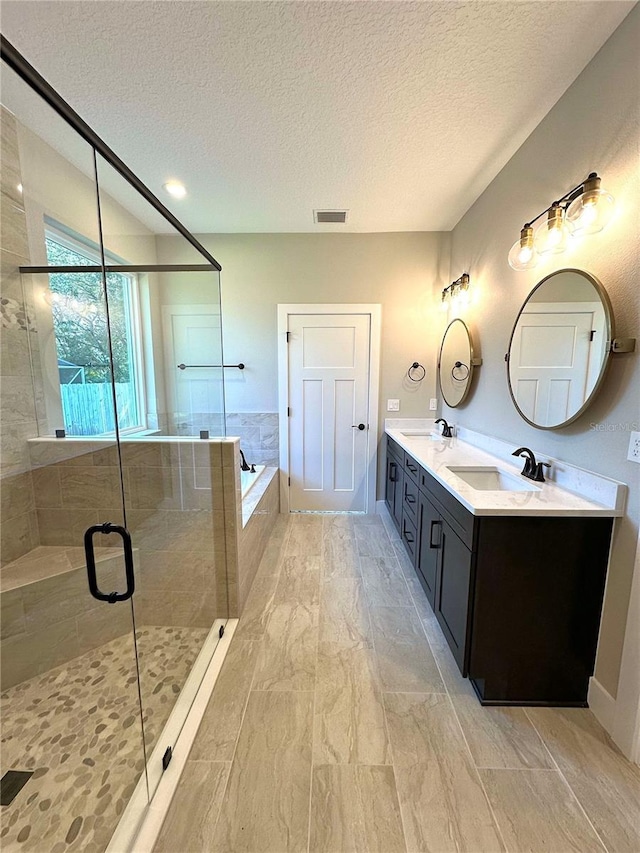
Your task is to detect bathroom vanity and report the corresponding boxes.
[385,426,623,706]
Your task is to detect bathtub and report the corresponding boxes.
[241,464,266,498]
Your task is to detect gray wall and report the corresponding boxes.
[157,231,451,494]
[443,7,640,698]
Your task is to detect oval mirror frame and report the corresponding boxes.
[438,318,480,408]
[506,268,614,430]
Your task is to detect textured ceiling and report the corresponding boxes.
[0,1,635,233]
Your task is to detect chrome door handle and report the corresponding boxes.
[351,423,366,430]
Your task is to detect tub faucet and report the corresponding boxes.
[435,418,454,438]
[239,449,251,471]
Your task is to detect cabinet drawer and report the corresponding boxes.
[403,452,420,485]
[420,467,475,548]
[402,475,419,523]
[401,514,417,563]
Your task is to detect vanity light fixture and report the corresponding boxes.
[441,273,470,311]
[508,172,615,271]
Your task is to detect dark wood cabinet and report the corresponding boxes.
[385,438,404,531]
[393,440,614,706]
[434,519,473,674]
[416,492,440,607]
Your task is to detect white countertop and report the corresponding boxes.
[386,426,624,518]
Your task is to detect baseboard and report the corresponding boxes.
[588,676,616,732]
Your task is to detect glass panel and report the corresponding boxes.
[94,154,228,802]
[1,65,148,853]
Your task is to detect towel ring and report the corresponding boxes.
[452,361,470,381]
[407,362,426,382]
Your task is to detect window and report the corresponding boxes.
[45,231,145,435]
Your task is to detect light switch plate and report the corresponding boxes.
[387,399,400,412]
[627,431,640,463]
[429,398,437,411]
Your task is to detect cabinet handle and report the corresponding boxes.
[405,493,416,504]
[389,461,398,483]
[429,520,442,549]
[406,462,417,473]
[403,528,415,545]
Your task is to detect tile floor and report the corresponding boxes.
[1,625,208,853]
[155,512,640,853]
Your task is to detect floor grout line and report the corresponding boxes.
[362,518,412,853]
[523,707,612,853]
[202,517,293,848]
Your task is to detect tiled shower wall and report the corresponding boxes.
[27,439,228,629]
[0,106,42,566]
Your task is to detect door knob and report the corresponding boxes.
[352,423,366,430]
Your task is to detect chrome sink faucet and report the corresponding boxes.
[435,418,454,438]
[512,447,551,482]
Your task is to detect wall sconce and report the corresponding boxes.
[508,172,615,271]
[441,273,470,311]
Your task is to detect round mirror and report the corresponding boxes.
[507,268,613,429]
[438,319,480,407]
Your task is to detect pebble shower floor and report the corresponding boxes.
[0,625,208,852]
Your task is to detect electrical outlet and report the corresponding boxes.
[627,431,640,463]
[387,399,400,412]
[429,398,437,411]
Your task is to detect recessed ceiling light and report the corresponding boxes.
[163,180,187,199]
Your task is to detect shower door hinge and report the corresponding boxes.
[219,624,225,639]
[162,746,172,771]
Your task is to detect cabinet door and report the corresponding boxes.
[435,520,473,674]
[416,493,440,608]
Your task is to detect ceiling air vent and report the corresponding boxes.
[314,210,348,224]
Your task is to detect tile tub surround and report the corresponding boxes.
[385,420,625,516]
[225,412,279,467]
[0,625,207,853]
[233,466,280,615]
[155,514,640,853]
[0,546,131,690]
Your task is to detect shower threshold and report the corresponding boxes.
[106,619,238,853]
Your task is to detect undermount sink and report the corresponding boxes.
[400,430,442,439]
[446,466,540,492]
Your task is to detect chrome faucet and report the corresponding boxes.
[435,418,454,438]
[239,449,251,472]
[512,447,551,482]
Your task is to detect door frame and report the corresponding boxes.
[277,303,381,515]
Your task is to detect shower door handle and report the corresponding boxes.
[84,522,135,603]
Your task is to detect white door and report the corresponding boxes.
[510,309,594,426]
[287,313,371,511]
[162,306,224,431]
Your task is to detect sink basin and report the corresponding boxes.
[400,430,442,439]
[446,466,540,492]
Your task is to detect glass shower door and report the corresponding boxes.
[94,155,229,808]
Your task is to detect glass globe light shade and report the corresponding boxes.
[567,175,615,236]
[535,204,569,254]
[508,225,538,270]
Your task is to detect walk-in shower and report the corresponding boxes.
[0,38,233,852]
